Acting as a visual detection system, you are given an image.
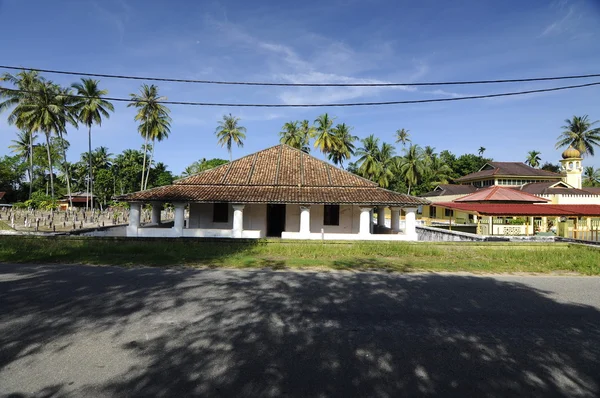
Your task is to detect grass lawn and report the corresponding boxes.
[1,236,599,274]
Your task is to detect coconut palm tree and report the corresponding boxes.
[17,81,78,199]
[423,146,436,164]
[328,123,358,169]
[215,113,246,161]
[375,142,396,188]
[525,150,542,168]
[279,121,303,148]
[426,155,453,187]
[313,113,338,154]
[54,85,79,208]
[395,144,424,195]
[395,128,411,146]
[129,84,170,189]
[478,146,486,156]
[556,115,600,157]
[9,130,36,195]
[298,120,315,153]
[72,79,115,206]
[583,166,600,187]
[355,135,381,181]
[143,116,171,190]
[0,70,43,199]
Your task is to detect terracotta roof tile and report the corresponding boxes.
[519,182,600,196]
[454,186,549,203]
[437,202,600,216]
[456,162,562,182]
[420,184,477,197]
[120,145,428,206]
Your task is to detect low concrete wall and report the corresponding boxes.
[417,225,487,242]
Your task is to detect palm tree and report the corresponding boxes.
[54,85,79,208]
[355,135,381,181]
[423,146,436,164]
[17,81,78,199]
[143,116,171,190]
[556,115,600,157]
[395,128,410,146]
[583,166,600,187]
[395,144,424,195]
[9,130,36,195]
[426,155,453,187]
[525,150,542,168]
[129,84,170,189]
[478,147,486,156]
[298,120,315,153]
[215,113,246,161]
[73,79,115,207]
[0,70,43,199]
[375,142,396,188]
[279,121,302,148]
[328,123,358,169]
[313,113,338,154]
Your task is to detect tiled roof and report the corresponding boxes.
[119,145,429,206]
[454,186,549,203]
[519,182,599,196]
[583,187,600,195]
[420,184,477,197]
[455,162,562,182]
[437,202,600,216]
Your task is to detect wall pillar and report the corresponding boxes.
[299,205,311,236]
[359,207,373,236]
[377,206,386,226]
[404,207,418,239]
[232,204,245,238]
[173,202,186,236]
[151,202,162,225]
[127,202,142,236]
[390,207,401,232]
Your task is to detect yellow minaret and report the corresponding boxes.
[559,146,583,189]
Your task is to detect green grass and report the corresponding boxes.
[1,236,599,274]
[0,221,13,231]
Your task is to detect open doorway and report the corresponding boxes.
[267,204,286,237]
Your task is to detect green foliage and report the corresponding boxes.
[24,191,58,210]
[215,113,246,161]
[556,115,600,157]
[182,158,229,177]
[541,162,561,173]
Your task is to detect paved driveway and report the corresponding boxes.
[1,264,599,397]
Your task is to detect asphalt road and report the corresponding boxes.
[0,264,599,398]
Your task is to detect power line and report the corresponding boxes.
[1,64,600,87]
[2,81,599,107]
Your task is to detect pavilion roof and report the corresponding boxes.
[118,145,429,207]
[435,202,600,217]
[454,186,549,203]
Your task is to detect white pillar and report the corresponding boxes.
[404,207,418,240]
[390,207,401,232]
[151,202,162,225]
[359,207,373,236]
[299,205,311,236]
[232,204,245,238]
[127,202,141,236]
[173,202,186,236]
[377,206,386,226]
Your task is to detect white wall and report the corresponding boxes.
[188,203,267,234]
[284,204,359,234]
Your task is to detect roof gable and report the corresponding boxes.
[454,186,549,203]
[175,145,376,188]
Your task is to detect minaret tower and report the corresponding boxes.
[559,146,583,189]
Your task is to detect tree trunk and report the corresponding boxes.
[28,131,34,200]
[141,125,149,191]
[45,132,55,199]
[88,125,94,210]
[144,140,155,190]
[407,184,411,195]
[58,131,73,209]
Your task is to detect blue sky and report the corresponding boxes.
[1,0,600,174]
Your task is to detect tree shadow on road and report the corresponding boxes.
[0,264,599,397]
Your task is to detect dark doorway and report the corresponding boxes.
[267,204,286,237]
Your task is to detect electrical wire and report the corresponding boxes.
[1,82,599,107]
[1,64,600,87]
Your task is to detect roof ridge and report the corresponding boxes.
[326,164,333,186]
[246,153,258,185]
[300,150,305,186]
[220,161,234,184]
[274,145,283,185]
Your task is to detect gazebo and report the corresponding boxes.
[118,144,430,240]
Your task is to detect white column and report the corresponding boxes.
[359,207,373,236]
[151,202,162,225]
[232,204,245,238]
[390,207,401,232]
[404,207,418,240]
[127,202,142,236]
[173,202,186,236]
[377,206,386,227]
[299,205,311,236]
